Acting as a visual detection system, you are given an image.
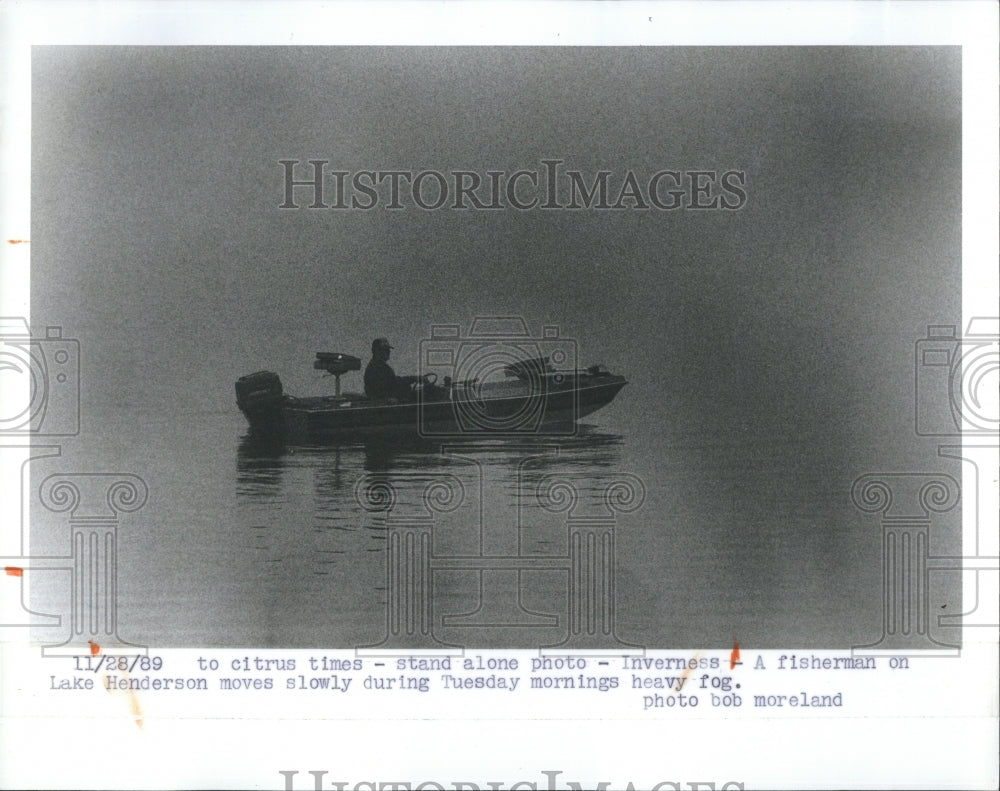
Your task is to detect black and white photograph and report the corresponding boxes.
[1,2,997,790]
[24,43,968,649]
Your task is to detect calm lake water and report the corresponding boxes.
[28,390,962,651]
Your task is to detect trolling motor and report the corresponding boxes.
[313,352,361,396]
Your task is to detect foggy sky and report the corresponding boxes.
[31,46,960,443]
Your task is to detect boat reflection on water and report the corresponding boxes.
[237,425,629,528]
[237,423,627,492]
[234,424,636,648]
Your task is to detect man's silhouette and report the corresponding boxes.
[364,337,408,400]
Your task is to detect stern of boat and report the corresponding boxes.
[235,371,286,436]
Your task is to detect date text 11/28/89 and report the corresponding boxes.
[74,655,164,673]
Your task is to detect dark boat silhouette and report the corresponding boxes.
[236,352,626,442]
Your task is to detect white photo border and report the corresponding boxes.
[0,3,997,790]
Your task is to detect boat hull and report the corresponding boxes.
[237,373,627,443]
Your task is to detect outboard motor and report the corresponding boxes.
[235,371,284,431]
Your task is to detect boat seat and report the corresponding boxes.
[314,352,362,375]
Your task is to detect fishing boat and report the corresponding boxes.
[235,351,627,442]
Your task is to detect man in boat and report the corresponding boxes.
[364,337,445,402]
[364,338,407,400]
